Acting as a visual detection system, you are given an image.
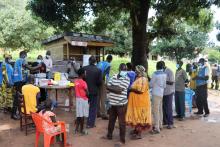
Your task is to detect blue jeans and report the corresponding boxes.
[175,91,185,118]
[87,95,98,127]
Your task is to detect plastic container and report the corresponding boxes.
[54,72,61,81]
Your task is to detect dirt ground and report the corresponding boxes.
[0,89,220,147]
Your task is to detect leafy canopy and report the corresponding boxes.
[151,22,209,61]
[0,0,54,51]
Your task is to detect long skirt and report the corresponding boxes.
[126,92,152,131]
[0,84,13,109]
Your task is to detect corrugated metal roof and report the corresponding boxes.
[43,32,113,45]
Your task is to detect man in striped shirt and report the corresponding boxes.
[102,63,130,145]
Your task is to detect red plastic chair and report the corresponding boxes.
[31,112,67,147]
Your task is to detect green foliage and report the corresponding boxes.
[0,0,54,51]
[151,22,209,61]
[28,0,219,67]
[104,13,132,56]
[110,56,177,76]
[204,48,220,63]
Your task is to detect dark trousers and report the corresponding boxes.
[12,81,25,116]
[107,105,126,144]
[87,95,98,127]
[97,80,107,116]
[163,93,174,125]
[211,76,219,90]
[196,84,209,114]
[175,91,185,118]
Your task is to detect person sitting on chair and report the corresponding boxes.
[21,75,41,114]
[39,99,62,138]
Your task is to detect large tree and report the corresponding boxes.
[28,0,219,68]
[0,0,53,51]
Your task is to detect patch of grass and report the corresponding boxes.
[110,56,177,77]
[0,49,45,61]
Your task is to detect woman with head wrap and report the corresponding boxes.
[0,53,14,113]
[126,65,152,139]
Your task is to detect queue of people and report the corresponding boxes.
[0,51,211,146]
[0,50,52,120]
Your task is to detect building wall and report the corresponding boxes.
[44,39,66,61]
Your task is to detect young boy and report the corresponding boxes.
[74,68,89,135]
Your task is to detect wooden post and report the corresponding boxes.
[102,47,105,61]
[67,42,69,60]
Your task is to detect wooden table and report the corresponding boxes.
[38,85,74,112]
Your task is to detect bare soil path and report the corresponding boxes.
[0,90,220,147]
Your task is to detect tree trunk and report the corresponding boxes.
[130,0,151,70]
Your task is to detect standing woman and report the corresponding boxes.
[126,65,152,139]
[0,54,14,113]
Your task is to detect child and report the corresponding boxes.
[185,83,195,117]
[74,68,89,135]
[39,99,63,142]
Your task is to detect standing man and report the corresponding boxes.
[97,55,113,119]
[43,51,53,79]
[67,57,80,80]
[211,64,219,90]
[161,61,175,129]
[150,61,166,134]
[13,51,41,120]
[83,56,102,128]
[102,63,130,145]
[194,58,210,117]
[175,61,188,121]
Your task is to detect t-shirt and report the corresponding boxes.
[196,66,209,86]
[127,71,136,89]
[13,58,27,83]
[107,74,130,106]
[74,79,88,100]
[43,57,53,72]
[150,70,167,97]
[164,68,175,95]
[0,62,14,86]
[212,67,218,76]
[175,69,188,92]
[39,111,60,134]
[97,61,111,81]
[22,84,40,114]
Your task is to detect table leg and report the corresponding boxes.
[69,88,73,112]
[56,89,58,102]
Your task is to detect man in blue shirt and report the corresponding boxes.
[194,58,210,117]
[12,51,41,120]
[97,55,113,119]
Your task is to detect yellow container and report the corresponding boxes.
[54,72,61,81]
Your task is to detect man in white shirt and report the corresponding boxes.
[43,51,53,79]
[150,61,166,134]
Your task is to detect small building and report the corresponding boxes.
[43,32,114,63]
